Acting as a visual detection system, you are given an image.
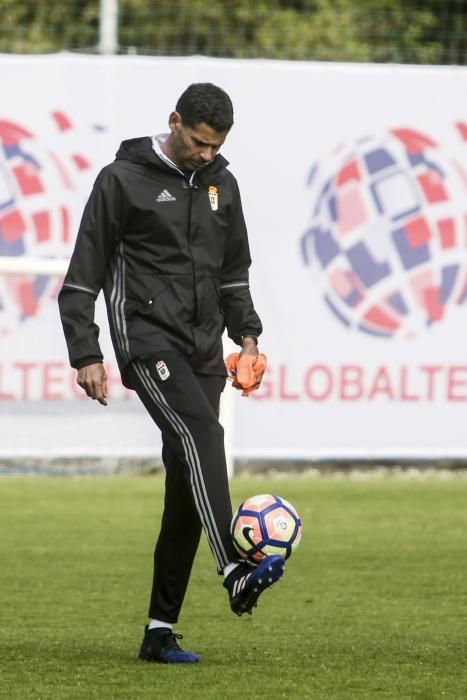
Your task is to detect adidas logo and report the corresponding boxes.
[156,189,176,203]
[231,573,250,597]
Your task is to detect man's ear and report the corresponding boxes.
[168,111,182,133]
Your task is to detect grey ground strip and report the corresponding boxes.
[1,458,467,478]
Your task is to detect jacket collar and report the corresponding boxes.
[151,133,229,182]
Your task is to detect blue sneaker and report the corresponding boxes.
[224,555,285,616]
[138,626,199,664]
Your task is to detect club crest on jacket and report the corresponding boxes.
[208,185,218,211]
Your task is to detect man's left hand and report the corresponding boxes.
[226,338,267,396]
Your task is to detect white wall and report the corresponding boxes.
[1,54,467,458]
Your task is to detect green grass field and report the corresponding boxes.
[1,473,466,699]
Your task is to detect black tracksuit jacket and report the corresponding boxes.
[58,137,262,382]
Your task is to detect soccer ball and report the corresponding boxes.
[231,493,302,565]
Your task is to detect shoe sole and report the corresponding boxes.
[230,555,285,616]
[138,648,199,664]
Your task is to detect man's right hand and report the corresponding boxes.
[77,363,108,406]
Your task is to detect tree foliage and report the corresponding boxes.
[0,0,99,53]
[0,0,465,65]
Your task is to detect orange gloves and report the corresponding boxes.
[225,352,267,397]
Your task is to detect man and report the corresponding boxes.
[58,83,285,664]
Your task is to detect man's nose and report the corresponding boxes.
[200,147,215,162]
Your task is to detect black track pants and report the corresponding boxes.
[125,353,238,623]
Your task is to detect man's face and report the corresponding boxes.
[167,112,228,171]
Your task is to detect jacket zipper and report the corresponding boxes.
[185,177,199,322]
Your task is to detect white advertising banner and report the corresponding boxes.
[1,53,467,459]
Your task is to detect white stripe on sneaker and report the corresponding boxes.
[233,574,249,597]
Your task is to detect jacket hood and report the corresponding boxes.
[115,137,161,166]
[114,136,229,180]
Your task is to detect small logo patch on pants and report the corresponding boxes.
[155,360,170,381]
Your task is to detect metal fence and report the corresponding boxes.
[0,1,466,65]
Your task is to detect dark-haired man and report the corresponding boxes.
[59,83,285,664]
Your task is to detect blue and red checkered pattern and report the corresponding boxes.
[0,113,94,329]
[301,125,467,338]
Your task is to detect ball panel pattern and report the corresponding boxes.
[231,494,302,565]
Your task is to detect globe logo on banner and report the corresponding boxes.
[0,113,100,334]
[301,126,467,338]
